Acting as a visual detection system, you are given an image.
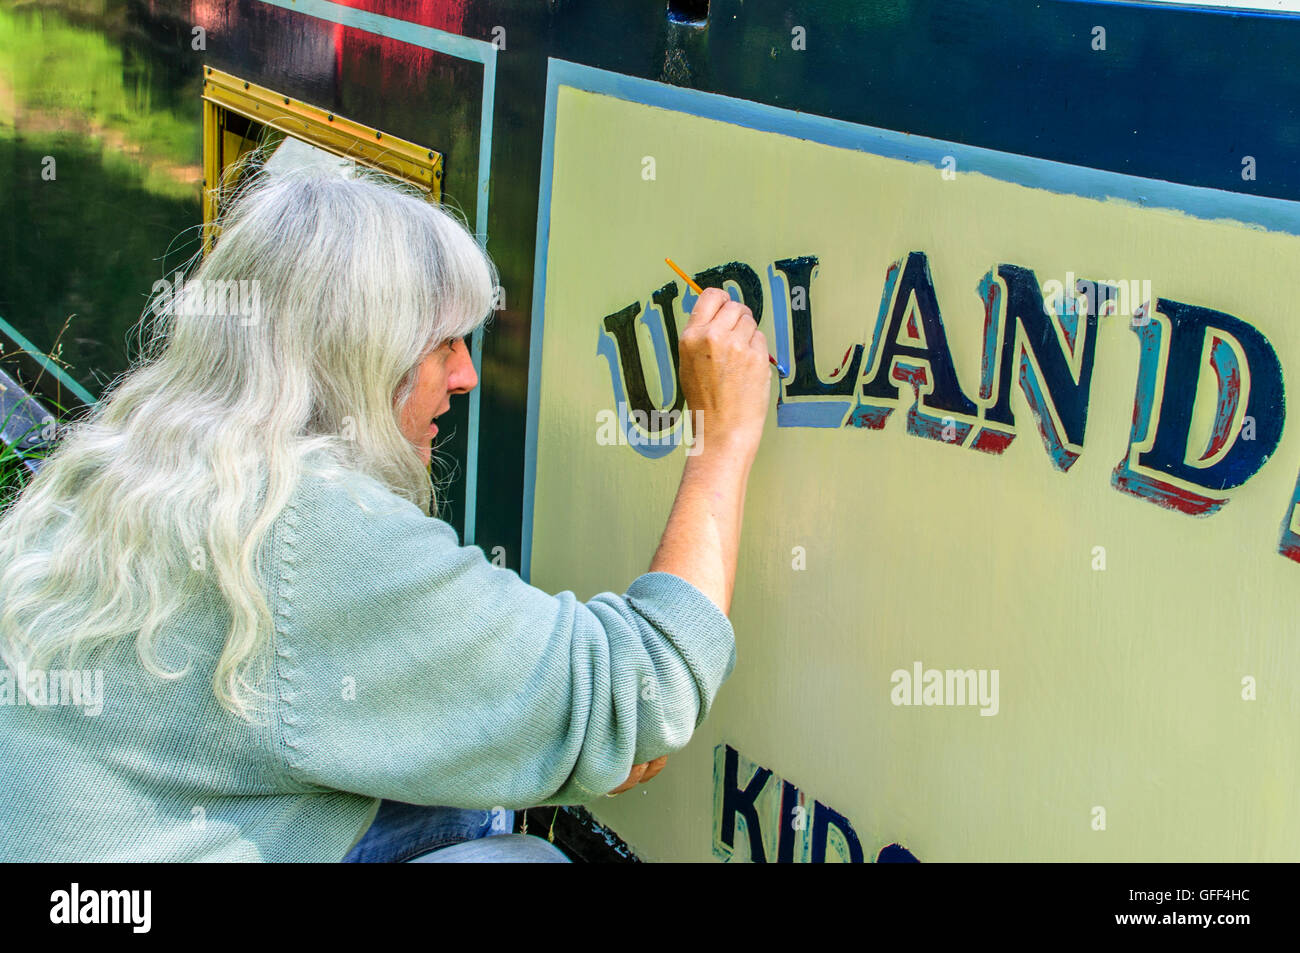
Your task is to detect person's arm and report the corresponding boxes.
[608,288,770,794]
[648,286,771,616]
[648,448,752,617]
[269,467,738,809]
[608,448,751,797]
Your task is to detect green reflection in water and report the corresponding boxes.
[1,0,203,400]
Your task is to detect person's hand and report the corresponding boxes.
[677,287,772,462]
[606,755,668,796]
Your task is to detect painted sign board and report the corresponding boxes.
[525,59,1300,861]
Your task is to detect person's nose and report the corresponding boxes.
[449,339,478,394]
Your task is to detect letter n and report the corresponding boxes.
[971,265,1101,468]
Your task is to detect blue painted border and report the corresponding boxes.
[521,56,1300,580]
[255,0,497,542]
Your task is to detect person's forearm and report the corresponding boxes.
[648,441,753,616]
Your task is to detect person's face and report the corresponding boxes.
[397,335,478,465]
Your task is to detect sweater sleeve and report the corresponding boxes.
[269,468,737,808]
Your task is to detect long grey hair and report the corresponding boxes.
[0,160,498,722]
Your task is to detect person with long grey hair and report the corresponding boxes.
[0,157,770,862]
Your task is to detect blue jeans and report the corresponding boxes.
[341,801,571,863]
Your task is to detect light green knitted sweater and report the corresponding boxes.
[0,460,736,861]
